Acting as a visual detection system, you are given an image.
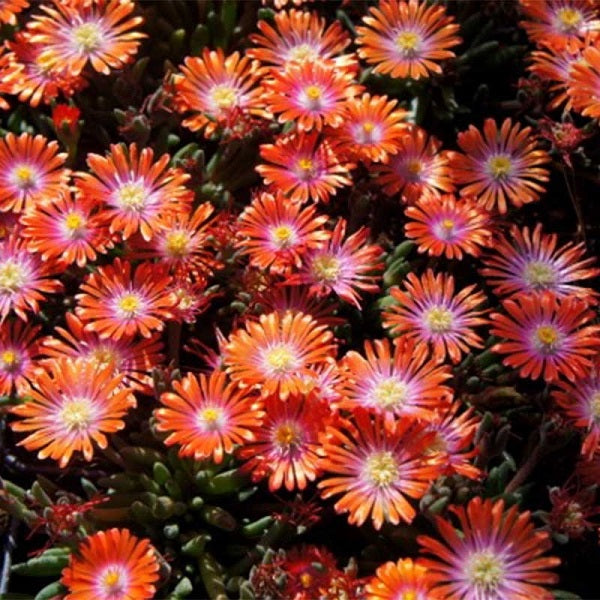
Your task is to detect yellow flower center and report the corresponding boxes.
[363,121,375,133]
[395,30,421,55]
[372,378,408,410]
[0,349,19,372]
[177,291,194,311]
[271,225,295,248]
[0,261,26,293]
[118,293,142,317]
[274,422,300,447]
[366,451,399,487]
[60,398,93,432]
[305,85,322,101]
[101,567,125,595]
[264,344,297,374]
[72,22,103,53]
[425,306,454,333]
[557,7,582,30]
[467,550,504,591]
[91,345,116,368]
[405,158,423,179]
[300,572,313,589]
[536,325,558,346]
[312,254,341,282]
[488,155,512,179]
[400,592,417,600]
[289,44,316,62]
[524,261,555,288]
[12,165,36,190]
[211,85,237,110]
[198,406,223,431]
[591,392,600,420]
[441,218,455,231]
[118,183,146,211]
[165,231,189,257]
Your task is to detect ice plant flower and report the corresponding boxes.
[60,528,159,600]
[257,132,354,204]
[553,369,600,458]
[52,103,81,136]
[76,143,192,241]
[174,48,267,138]
[75,258,177,340]
[567,44,600,118]
[156,370,264,464]
[366,558,434,600]
[41,312,164,393]
[382,270,488,364]
[0,320,41,397]
[404,194,492,260]
[238,393,329,491]
[0,0,28,25]
[263,59,363,132]
[418,496,560,599]
[481,223,599,301]
[0,132,69,214]
[451,118,551,214]
[318,410,443,529]
[337,337,452,421]
[330,93,407,163]
[248,8,354,69]
[236,190,329,274]
[376,126,456,204]
[537,116,589,168]
[355,0,461,80]
[20,192,113,268]
[489,292,600,382]
[26,0,146,76]
[288,219,384,309]
[223,310,336,400]
[11,357,136,467]
[0,234,63,322]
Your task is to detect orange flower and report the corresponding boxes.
[318,410,443,529]
[0,132,69,213]
[263,59,362,132]
[366,558,436,600]
[156,370,264,464]
[568,44,600,118]
[61,528,159,600]
[257,132,354,204]
[451,118,551,214]
[0,320,41,397]
[223,310,336,400]
[11,357,136,467]
[0,0,28,25]
[174,48,267,138]
[356,0,461,80]
[27,0,146,76]
[76,143,192,241]
[376,126,456,204]
[404,194,492,259]
[236,190,329,274]
[75,258,177,340]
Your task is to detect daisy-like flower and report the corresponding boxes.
[0,320,41,397]
[404,194,492,260]
[366,558,435,600]
[174,48,267,138]
[489,292,600,382]
[451,118,551,214]
[263,59,363,132]
[481,223,599,302]
[418,496,560,599]
[60,528,159,600]
[0,234,63,322]
[519,0,600,51]
[288,219,384,309]
[0,132,69,214]
[26,0,146,77]
[382,270,488,364]
[223,310,335,400]
[76,143,192,241]
[169,277,214,325]
[75,258,177,340]
[11,357,136,467]
[568,44,600,118]
[376,126,456,204]
[318,410,443,530]
[5,31,87,107]
[41,312,164,393]
[330,93,407,163]
[248,8,354,69]
[355,0,461,80]
[20,192,113,268]
[156,370,264,464]
[0,0,29,25]
[338,337,452,421]
[553,368,600,459]
[236,190,329,274]
[257,132,354,204]
[237,392,329,492]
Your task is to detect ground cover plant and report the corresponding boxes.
[0,0,599,598]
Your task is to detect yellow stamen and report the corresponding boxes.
[305,85,322,101]
[199,406,223,431]
[274,422,300,446]
[91,346,116,368]
[311,254,341,282]
[536,324,559,348]
[271,225,295,248]
[405,158,423,178]
[72,22,103,53]
[289,44,315,62]
[488,155,512,179]
[61,399,93,432]
[395,31,421,54]
[118,293,141,316]
[118,183,145,211]
[366,451,398,487]
[441,218,455,231]
[300,573,313,589]
[467,550,504,591]
[1,350,19,371]
[211,85,237,110]
[0,261,26,293]
[101,568,124,595]
[165,231,189,257]
[12,165,36,190]
[363,122,375,133]
[401,592,417,600]
[264,344,297,373]
[425,306,454,333]
[523,261,555,288]
[557,7,582,31]
[372,378,408,410]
